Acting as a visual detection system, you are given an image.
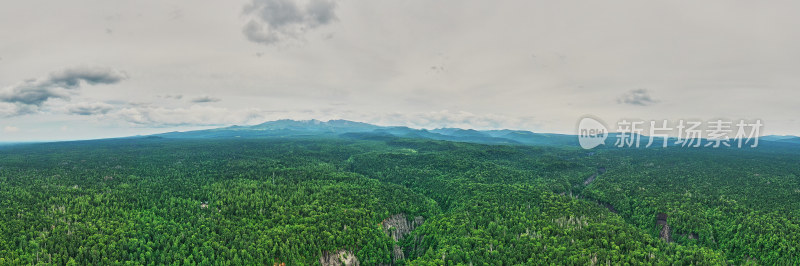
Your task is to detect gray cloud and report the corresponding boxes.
[0,81,71,106]
[190,95,221,103]
[47,66,127,89]
[67,102,114,115]
[617,89,658,106]
[242,0,338,45]
[159,94,183,100]
[0,66,127,116]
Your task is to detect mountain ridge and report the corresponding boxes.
[150,119,800,149]
[152,119,578,146]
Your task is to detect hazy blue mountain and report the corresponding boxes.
[762,135,800,144]
[781,137,800,144]
[430,128,488,138]
[150,119,799,149]
[762,135,794,141]
[486,130,577,146]
[153,119,569,146]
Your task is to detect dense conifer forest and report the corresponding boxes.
[0,137,798,264]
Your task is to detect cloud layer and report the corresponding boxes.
[242,0,338,45]
[117,105,264,127]
[0,66,126,116]
[2,1,800,140]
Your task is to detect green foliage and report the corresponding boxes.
[0,137,796,264]
[581,148,800,265]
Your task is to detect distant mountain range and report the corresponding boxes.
[150,119,800,149]
[761,135,800,144]
[152,119,579,146]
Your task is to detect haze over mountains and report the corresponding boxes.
[153,119,577,146]
[150,119,800,148]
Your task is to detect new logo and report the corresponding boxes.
[578,117,608,149]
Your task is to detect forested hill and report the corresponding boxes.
[1,134,799,264]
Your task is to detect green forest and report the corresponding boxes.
[0,137,798,265]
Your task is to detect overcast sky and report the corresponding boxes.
[1,0,799,141]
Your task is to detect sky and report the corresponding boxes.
[1,0,799,141]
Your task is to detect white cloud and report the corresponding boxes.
[3,126,20,133]
[115,105,265,127]
[0,102,36,117]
